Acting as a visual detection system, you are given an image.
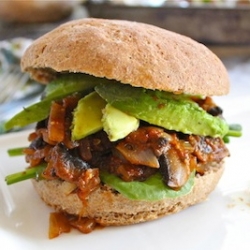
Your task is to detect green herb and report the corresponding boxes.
[4,99,52,131]
[3,73,112,132]
[7,147,26,156]
[44,73,98,100]
[223,136,230,143]
[5,164,46,185]
[223,123,242,143]
[227,124,242,137]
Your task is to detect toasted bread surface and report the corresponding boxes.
[32,164,224,226]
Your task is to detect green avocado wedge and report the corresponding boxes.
[4,99,52,131]
[102,104,140,141]
[95,83,229,137]
[100,170,195,201]
[44,74,100,100]
[72,91,107,140]
[4,74,115,131]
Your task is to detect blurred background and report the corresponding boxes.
[0,0,250,132]
[1,0,250,54]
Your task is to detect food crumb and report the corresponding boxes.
[227,188,250,211]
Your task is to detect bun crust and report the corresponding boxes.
[21,18,229,96]
[32,164,224,226]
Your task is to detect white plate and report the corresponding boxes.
[0,60,250,250]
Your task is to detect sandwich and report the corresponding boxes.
[4,18,241,238]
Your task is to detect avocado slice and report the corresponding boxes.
[44,74,100,100]
[95,82,229,137]
[72,91,107,140]
[102,104,139,141]
[4,99,52,131]
[4,74,115,131]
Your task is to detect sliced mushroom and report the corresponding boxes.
[159,148,190,190]
[116,143,160,168]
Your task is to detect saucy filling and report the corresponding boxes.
[23,94,229,237]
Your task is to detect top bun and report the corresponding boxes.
[21,18,230,96]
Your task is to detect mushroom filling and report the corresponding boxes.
[24,95,230,200]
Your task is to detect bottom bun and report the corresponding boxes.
[32,164,224,226]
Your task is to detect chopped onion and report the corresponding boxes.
[60,181,77,195]
[48,101,65,142]
[49,212,71,239]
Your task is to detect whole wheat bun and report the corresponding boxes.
[21,18,230,96]
[32,164,224,226]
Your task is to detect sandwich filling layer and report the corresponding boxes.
[12,74,231,202]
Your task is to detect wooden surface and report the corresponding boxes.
[1,4,249,59]
[209,45,250,59]
[85,3,250,45]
